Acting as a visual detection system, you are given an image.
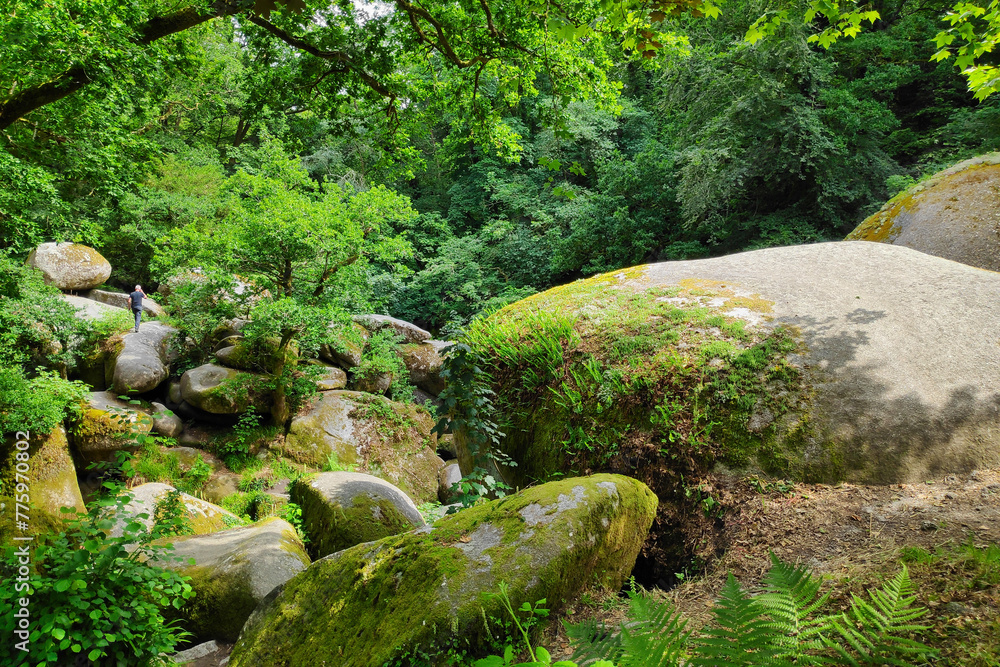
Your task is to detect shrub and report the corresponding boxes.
[0,486,195,666]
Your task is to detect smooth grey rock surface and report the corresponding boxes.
[159,517,310,642]
[87,289,166,318]
[635,241,1000,482]
[353,314,431,344]
[59,293,122,321]
[180,363,268,415]
[400,341,447,395]
[314,365,347,391]
[112,482,239,537]
[280,391,441,503]
[26,242,111,290]
[151,402,183,438]
[109,322,176,395]
[437,462,462,504]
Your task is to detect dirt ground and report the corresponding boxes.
[543,468,1000,662]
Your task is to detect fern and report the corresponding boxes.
[754,553,836,665]
[617,592,690,667]
[566,587,689,667]
[828,565,934,667]
[690,574,791,667]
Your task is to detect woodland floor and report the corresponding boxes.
[543,468,1000,665]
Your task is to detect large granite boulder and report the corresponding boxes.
[26,242,111,290]
[847,153,1000,272]
[70,391,153,463]
[86,289,166,318]
[107,322,177,395]
[114,482,240,536]
[0,427,85,545]
[313,365,347,391]
[353,314,431,344]
[399,340,448,396]
[280,391,442,503]
[228,475,657,666]
[290,472,424,559]
[158,517,310,642]
[461,242,1000,489]
[179,363,269,415]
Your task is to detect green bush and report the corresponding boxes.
[0,487,195,666]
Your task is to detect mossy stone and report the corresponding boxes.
[158,517,310,642]
[290,471,424,559]
[281,391,442,503]
[229,474,657,667]
[70,391,153,463]
[0,427,84,546]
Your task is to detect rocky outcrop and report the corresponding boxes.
[399,340,448,395]
[107,322,177,395]
[158,517,310,642]
[279,391,442,503]
[847,153,1000,272]
[71,391,153,463]
[313,365,347,391]
[26,242,111,290]
[179,363,268,415]
[353,314,431,344]
[114,482,239,537]
[86,289,165,318]
[1,427,85,545]
[228,475,657,666]
[290,472,424,559]
[437,462,462,504]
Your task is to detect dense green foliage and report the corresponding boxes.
[0,488,194,666]
[2,0,1000,335]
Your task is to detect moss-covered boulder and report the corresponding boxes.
[26,242,111,290]
[400,340,448,396]
[150,401,183,438]
[455,242,1000,583]
[113,482,240,536]
[179,363,269,415]
[158,517,310,642]
[0,427,85,545]
[290,471,424,559]
[846,153,1000,272]
[70,391,153,463]
[280,390,442,503]
[313,365,347,391]
[229,474,656,666]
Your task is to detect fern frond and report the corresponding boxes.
[566,616,623,666]
[618,591,690,667]
[831,565,935,666]
[754,553,837,665]
[690,574,792,667]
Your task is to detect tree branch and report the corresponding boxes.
[0,1,252,131]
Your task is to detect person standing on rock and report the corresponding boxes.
[128,285,145,333]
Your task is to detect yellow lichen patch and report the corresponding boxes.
[674,279,774,317]
[723,295,774,314]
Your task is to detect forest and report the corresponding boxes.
[2,0,1000,664]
